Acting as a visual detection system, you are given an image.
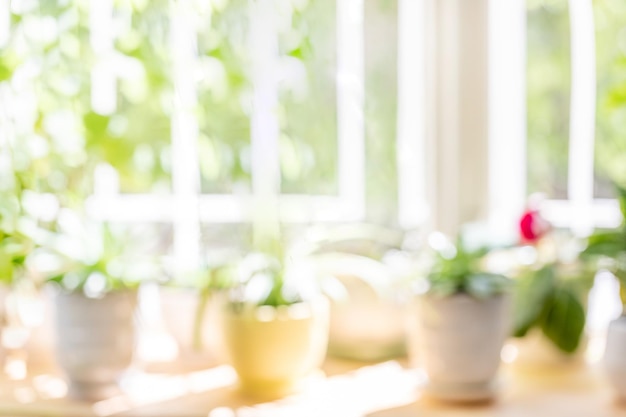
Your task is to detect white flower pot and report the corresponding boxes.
[407,293,511,402]
[604,315,626,400]
[54,290,137,401]
[220,298,329,398]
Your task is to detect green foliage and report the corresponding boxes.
[47,224,149,294]
[513,265,555,337]
[512,264,591,354]
[526,0,571,198]
[0,166,37,286]
[526,0,626,198]
[426,238,510,299]
[541,286,586,353]
[0,230,33,286]
[583,230,626,258]
[583,184,626,258]
[228,250,309,311]
[1,0,404,229]
[582,183,626,306]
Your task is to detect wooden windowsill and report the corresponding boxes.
[0,359,624,417]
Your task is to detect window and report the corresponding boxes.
[525,0,623,231]
[2,0,622,272]
[1,0,428,272]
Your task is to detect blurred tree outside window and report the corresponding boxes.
[527,0,626,199]
[0,0,402,232]
[7,0,626,250]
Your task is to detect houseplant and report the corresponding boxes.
[303,224,410,361]
[0,181,42,374]
[219,251,329,399]
[0,227,35,373]
[511,261,593,366]
[407,233,511,402]
[581,184,626,309]
[581,184,626,398]
[47,222,146,401]
[491,205,595,367]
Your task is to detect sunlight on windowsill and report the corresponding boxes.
[89,361,421,417]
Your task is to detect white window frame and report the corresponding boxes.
[488,0,621,235]
[86,0,387,272]
[87,0,617,274]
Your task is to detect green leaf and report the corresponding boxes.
[540,286,586,354]
[582,230,626,258]
[83,112,110,136]
[0,252,14,284]
[512,266,555,337]
[0,62,12,82]
[467,273,511,299]
[617,183,626,222]
[426,236,509,298]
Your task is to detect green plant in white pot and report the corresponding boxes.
[496,204,595,367]
[219,251,329,399]
[511,261,593,367]
[47,222,150,401]
[407,233,511,402]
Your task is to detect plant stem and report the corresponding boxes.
[192,286,210,352]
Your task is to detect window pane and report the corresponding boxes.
[3,0,173,196]
[594,0,626,197]
[113,0,172,194]
[198,0,252,194]
[526,0,570,199]
[365,0,398,224]
[279,0,338,195]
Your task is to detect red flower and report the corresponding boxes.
[519,209,550,244]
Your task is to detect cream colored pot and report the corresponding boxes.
[220,298,329,398]
[604,315,626,400]
[311,253,407,361]
[54,290,137,401]
[407,293,511,402]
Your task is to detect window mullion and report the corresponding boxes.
[397,0,429,230]
[171,0,201,272]
[487,0,526,238]
[89,0,116,116]
[250,0,281,243]
[0,0,9,48]
[567,0,596,237]
[433,0,460,236]
[336,0,365,221]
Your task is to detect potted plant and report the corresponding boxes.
[0,227,35,372]
[486,204,595,367]
[406,233,511,402]
[302,223,409,361]
[218,251,329,399]
[0,182,42,374]
[582,184,626,399]
[47,222,148,401]
[511,261,593,366]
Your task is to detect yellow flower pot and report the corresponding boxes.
[220,297,329,399]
